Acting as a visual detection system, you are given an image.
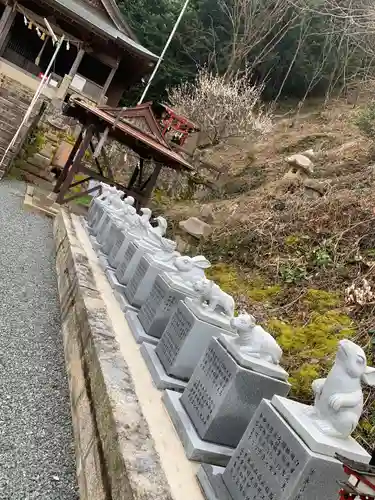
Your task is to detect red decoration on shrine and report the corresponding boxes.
[159,104,199,146]
[336,454,375,500]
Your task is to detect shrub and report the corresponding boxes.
[168,68,272,147]
[356,102,375,139]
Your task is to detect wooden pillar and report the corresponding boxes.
[53,131,83,193]
[143,162,162,204]
[68,47,85,78]
[56,125,95,204]
[0,3,16,55]
[98,64,118,104]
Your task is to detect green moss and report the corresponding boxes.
[289,363,321,400]
[304,289,340,312]
[206,263,281,304]
[268,311,355,399]
[13,129,45,171]
[285,234,301,246]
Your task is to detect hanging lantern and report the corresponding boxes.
[36,27,41,38]
[41,32,46,41]
[23,15,28,26]
[28,21,33,29]
[66,40,70,51]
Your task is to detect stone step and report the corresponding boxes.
[0,98,29,119]
[21,162,55,181]
[0,88,33,108]
[26,153,52,171]
[0,95,31,112]
[0,113,22,131]
[0,120,19,136]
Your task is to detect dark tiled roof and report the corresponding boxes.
[51,0,158,60]
[69,98,194,171]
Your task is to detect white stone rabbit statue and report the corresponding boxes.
[172,255,211,283]
[310,338,375,438]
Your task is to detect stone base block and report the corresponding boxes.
[113,290,138,314]
[272,396,371,463]
[221,399,346,500]
[162,390,234,466]
[80,217,90,235]
[140,343,187,392]
[97,252,114,273]
[196,464,229,500]
[125,310,159,345]
[105,268,127,295]
[89,234,102,253]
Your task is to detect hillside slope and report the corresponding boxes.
[165,97,375,450]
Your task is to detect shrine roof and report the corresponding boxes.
[65,98,194,171]
[48,0,158,60]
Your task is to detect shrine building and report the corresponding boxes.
[0,0,158,106]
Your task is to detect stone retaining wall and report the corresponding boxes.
[54,209,174,500]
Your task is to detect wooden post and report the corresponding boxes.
[142,162,162,203]
[68,47,85,78]
[0,3,16,56]
[53,131,83,193]
[56,125,95,203]
[98,64,118,104]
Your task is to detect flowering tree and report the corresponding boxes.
[168,68,272,147]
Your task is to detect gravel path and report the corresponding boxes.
[0,180,78,499]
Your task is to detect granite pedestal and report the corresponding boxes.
[137,274,201,342]
[80,216,90,235]
[91,208,111,236]
[197,399,348,500]
[124,254,177,309]
[125,309,160,345]
[272,396,370,463]
[162,337,290,465]
[96,214,116,245]
[140,343,187,391]
[89,234,102,253]
[145,300,235,391]
[114,241,139,285]
[105,268,137,313]
[115,240,158,286]
[198,396,370,500]
[107,227,131,268]
[97,251,112,272]
[101,219,126,255]
[163,390,234,465]
[88,201,105,229]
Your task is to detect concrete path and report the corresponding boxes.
[0,180,78,499]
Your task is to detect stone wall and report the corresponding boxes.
[54,209,175,500]
[0,74,45,178]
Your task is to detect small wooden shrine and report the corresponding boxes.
[155,103,199,147]
[53,97,194,207]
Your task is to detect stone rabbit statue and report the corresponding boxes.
[230,313,283,365]
[172,255,211,283]
[309,338,375,438]
[192,278,235,317]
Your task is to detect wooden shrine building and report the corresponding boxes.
[0,0,158,105]
[53,97,194,207]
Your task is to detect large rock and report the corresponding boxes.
[301,149,315,160]
[286,154,314,175]
[200,205,214,224]
[303,178,326,195]
[179,217,213,239]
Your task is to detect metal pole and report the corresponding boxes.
[137,0,190,105]
[0,33,65,167]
